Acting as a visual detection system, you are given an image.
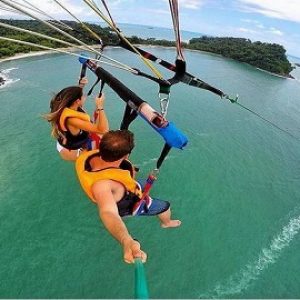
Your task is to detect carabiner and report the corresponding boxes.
[151,168,160,178]
[158,92,170,118]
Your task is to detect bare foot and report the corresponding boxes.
[161,220,181,228]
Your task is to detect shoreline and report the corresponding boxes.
[0,46,294,80]
[0,50,56,87]
[0,49,55,63]
[255,67,294,79]
[0,44,104,63]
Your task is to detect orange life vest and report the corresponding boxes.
[57,107,91,150]
[75,150,142,203]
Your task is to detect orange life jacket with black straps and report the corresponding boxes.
[57,107,90,150]
[75,150,143,216]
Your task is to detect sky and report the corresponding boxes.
[0,0,300,57]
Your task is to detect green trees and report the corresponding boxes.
[188,37,293,76]
[0,19,115,58]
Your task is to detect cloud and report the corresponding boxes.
[0,0,101,20]
[238,27,257,34]
[268,27,283,36]
[144,8,170,16]
[238,0,300,23]
[241,18,265,28]
[161,0,204,10]
[180,0,204,9]
[241,18,260,24]
[239,21,284,37]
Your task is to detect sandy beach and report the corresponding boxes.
[0,43,104,64]
[0,49,56,63]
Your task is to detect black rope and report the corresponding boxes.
[235,102,300,141]
[156,143,172,169]
[100,0,117,28]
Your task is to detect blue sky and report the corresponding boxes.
[1,0,300,57]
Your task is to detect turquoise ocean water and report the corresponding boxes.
[1,26,300,299]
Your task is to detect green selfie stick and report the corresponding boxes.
[134,258,149,299]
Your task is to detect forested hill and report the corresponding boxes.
[188,36,293,77]
[0,19,294,77]
[0,19,117,57]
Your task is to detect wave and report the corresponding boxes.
[0,78,20,89]
[0,67,19,89]
[1,67,18,74]
[199,213,300,298]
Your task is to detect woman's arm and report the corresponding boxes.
[67,94,109,134]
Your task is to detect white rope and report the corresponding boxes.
[0,0,101,56]
[0,0,142,74]
[82,0,164,79]
[0,36,138,74]
[51,0,135,73]
[12,0,73,30]
[0,21,89,51]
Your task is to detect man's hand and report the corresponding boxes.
[93,181,146,264]
[122,238,147,264]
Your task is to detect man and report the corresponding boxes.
[75,129,181,263]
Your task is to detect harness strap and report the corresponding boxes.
[157,143,172,169]
[120,104,138,130]
[133,68,170,86]
[79,61,87,83]
[133,143,172,213]
[87,77,101,96]
[98,80,105,97]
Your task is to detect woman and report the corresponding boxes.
[44,79,109,161]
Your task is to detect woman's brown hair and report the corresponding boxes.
[43,86,83,138]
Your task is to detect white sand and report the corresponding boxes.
[0,50,55,63]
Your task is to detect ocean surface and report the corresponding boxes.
[1,25,300,299]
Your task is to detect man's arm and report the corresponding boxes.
[91,180,147,263]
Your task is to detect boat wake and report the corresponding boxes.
[199,213,300,298]
[0,67,20,89]
[137,154,176,168]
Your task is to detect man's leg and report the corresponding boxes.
[157,207,181,228]
[135,197,181,228]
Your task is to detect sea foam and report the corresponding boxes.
[199,213,300,298]
[0,67,20,89]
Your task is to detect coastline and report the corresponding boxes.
[0,50,56,87]
[0,45,294,80]
[255,67,294,79]
[0,44,104,63]
[0,49,55,63]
